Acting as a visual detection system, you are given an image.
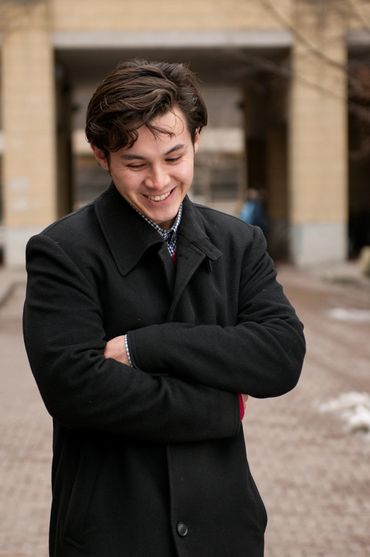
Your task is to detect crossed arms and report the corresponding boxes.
[23,231,305,444]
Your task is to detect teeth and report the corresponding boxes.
[146,191,172,202]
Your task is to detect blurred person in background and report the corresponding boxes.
[239,188,268,238]
[23,59,305,557]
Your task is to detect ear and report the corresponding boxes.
[193,128,201,154]
[91,145,110,171]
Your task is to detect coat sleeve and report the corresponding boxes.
[128,227,306,398]
[23,234,240,442]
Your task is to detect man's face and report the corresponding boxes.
[92,106,200,229]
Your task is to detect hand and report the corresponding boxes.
[104,335,130,365]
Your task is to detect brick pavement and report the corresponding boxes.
[0,281,50,557]
[0,267,370,556]
[247,266,370,557]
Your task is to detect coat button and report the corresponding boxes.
[176,522,189,537]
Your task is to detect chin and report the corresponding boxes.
[152,213,176,229]
[148,205,180,227]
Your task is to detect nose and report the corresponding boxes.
[144,164,171,190]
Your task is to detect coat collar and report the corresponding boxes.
[94,184,164,276]
[177,197,222,262]
[94,183,222,277]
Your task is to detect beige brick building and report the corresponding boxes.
[0,0,369,266]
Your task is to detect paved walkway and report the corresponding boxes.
[0,264,370,556]
[248,265,370,557]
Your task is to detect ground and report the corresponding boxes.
[0,265,369,557]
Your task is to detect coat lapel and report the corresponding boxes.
[94,184,223,321]
[166,197,222,320]
[94,183,164,277]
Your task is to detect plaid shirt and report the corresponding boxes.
[131,203,183,258]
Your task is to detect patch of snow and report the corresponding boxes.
[327,308,370,323]
[318,392,370,438]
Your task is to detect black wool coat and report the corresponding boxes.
[23,184,305,557]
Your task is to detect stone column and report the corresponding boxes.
[267,125,288,259]
[1,0,57,266]
[289,0,348,265]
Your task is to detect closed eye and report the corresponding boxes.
[166,155,182,163]
[126,163,146,169]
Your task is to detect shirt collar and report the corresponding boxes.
[131,203,182,237]
[130,203,183,256]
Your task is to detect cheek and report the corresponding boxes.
[177,162,194,183]
[113,170,140,192]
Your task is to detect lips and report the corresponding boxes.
[144,188,174,202]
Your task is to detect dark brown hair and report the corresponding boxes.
[85,59,208,155]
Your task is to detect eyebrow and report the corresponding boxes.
[121,143,186,161]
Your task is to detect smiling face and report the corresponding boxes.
[92,106,200,229]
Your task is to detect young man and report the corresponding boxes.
[23,59,305,557]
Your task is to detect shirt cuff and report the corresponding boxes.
[124,334,134,368]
